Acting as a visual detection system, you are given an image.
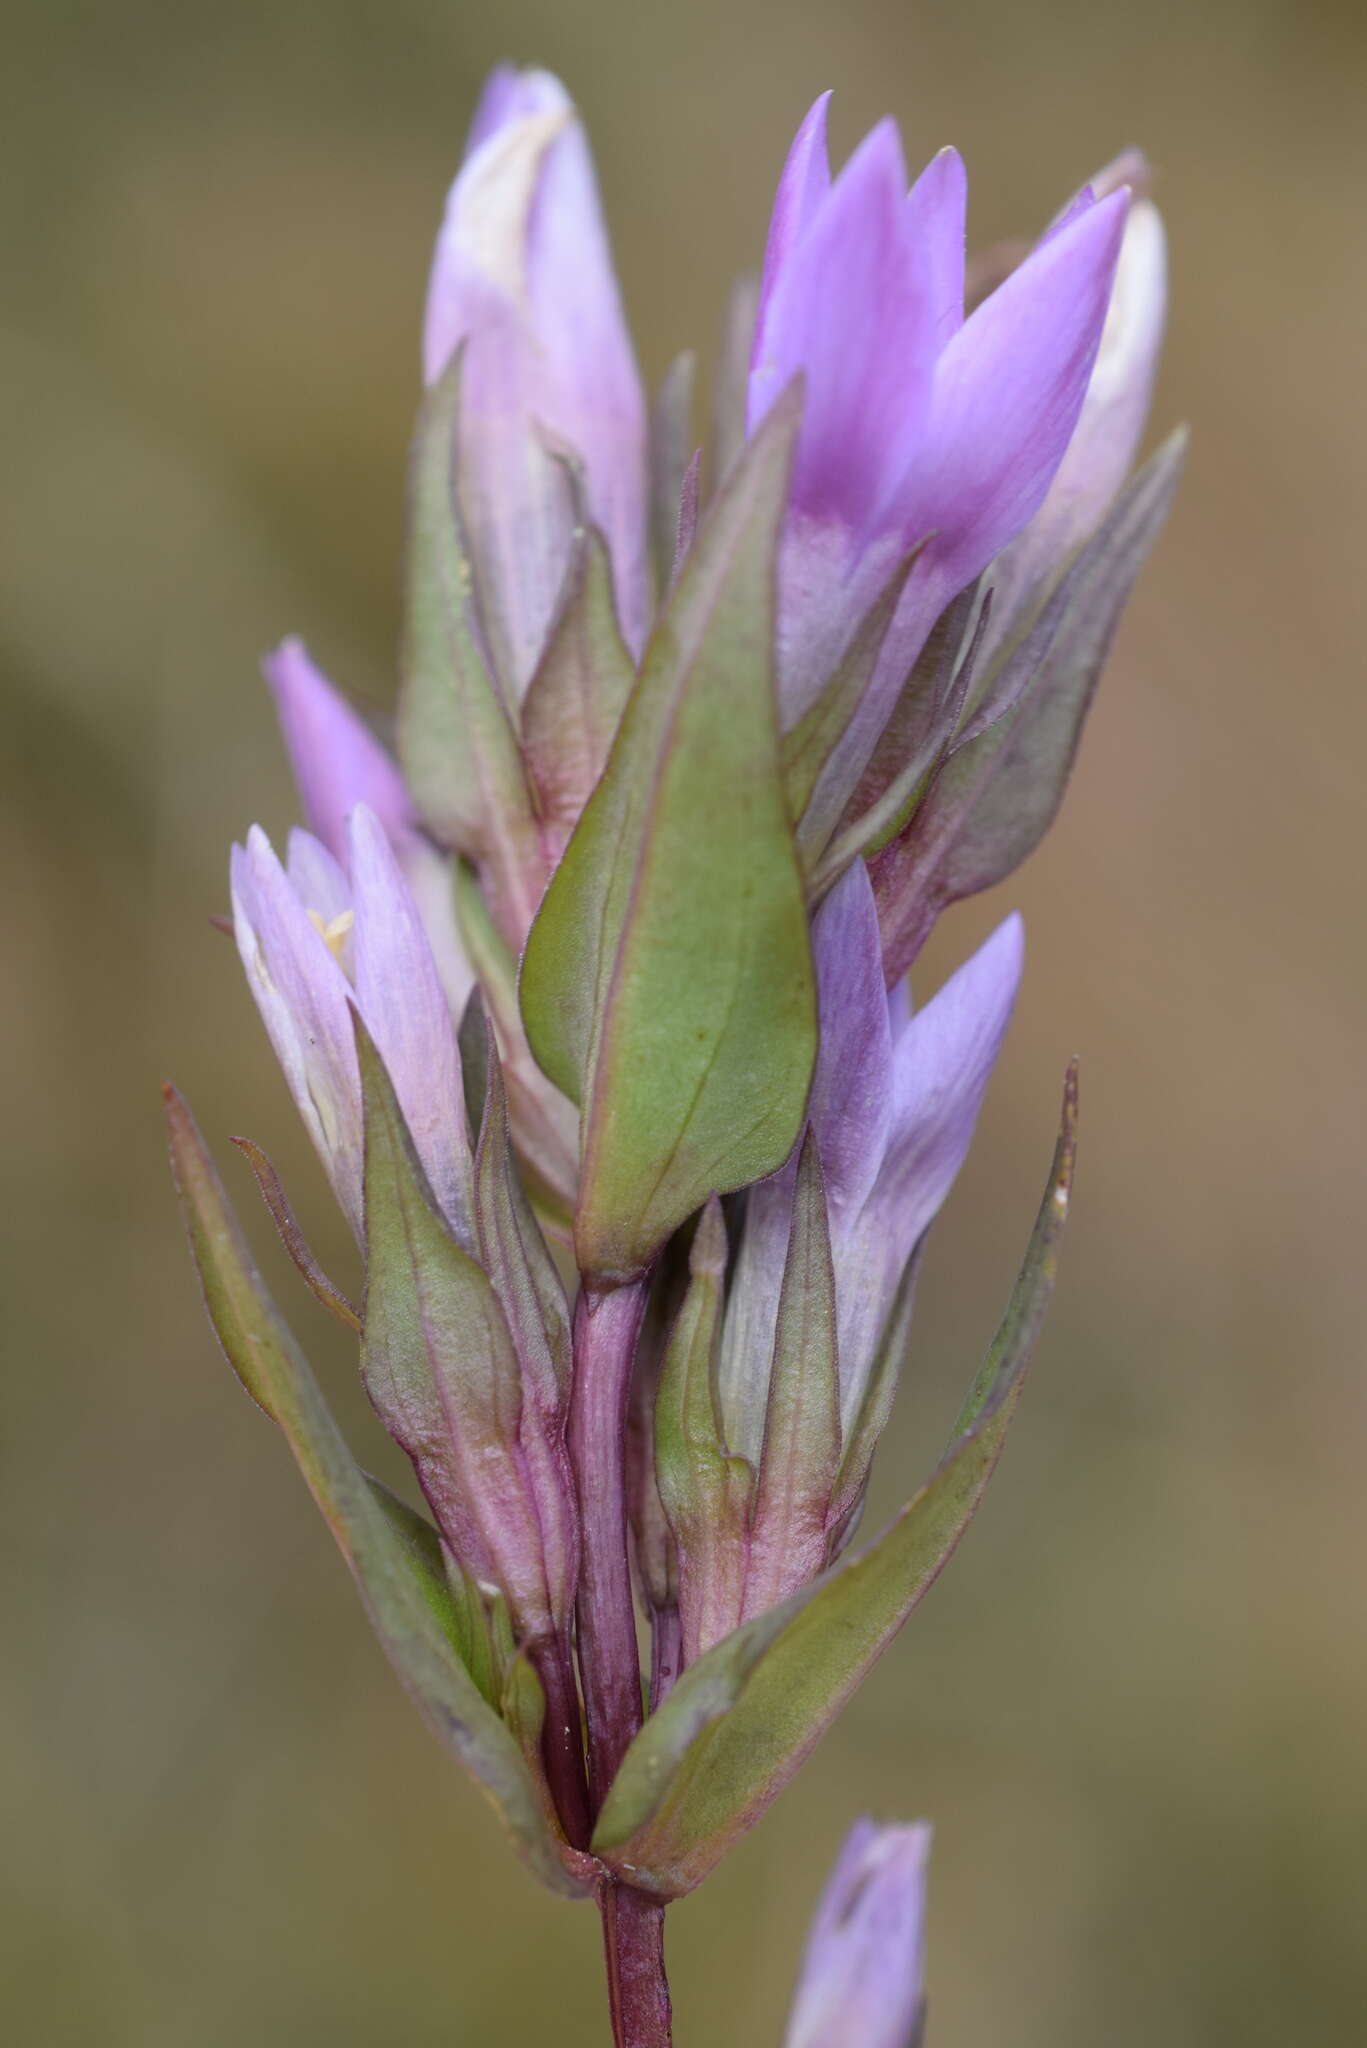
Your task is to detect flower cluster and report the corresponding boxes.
[168,64,1178,2043]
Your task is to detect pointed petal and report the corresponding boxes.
[348,805,473,1244]
[752,120,930,532]
[983,193,1167,654]
[887,188,1130,605]
[264,638,413,866]
[230,827,363,1237]
[284,825,351,927]
[904,146,966,357]
[750,93,832,385]
[833,914,1023,1421]
[808,861,893,1222]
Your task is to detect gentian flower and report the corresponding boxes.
[749,96,1129,833]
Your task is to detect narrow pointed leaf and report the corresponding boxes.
[592,1066,1078,1896]
[163,1084,589,1897]
[521,390,817,1280]
[873,433,1185,979]
[712,272,760,487]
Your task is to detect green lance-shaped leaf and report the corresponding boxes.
[520,388,817,1281]
[356,1016,559,1649]
[655,1198,753,1663]
[521,521,637,867]
[743,1132,841,1618]
[397,352,544,937]
[162,1084,590,1898]
[873,433,1186,980]
[591,1065,1079,1897]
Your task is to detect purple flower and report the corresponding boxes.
[230,805,472,1245]
[749,96,1129,818]
[423,67,649,694]
[717,865,1022,1568]
[785,1819,932,2048]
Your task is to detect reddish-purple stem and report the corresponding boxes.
[599,1880,672,2048]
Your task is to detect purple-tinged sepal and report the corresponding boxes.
[872,430,1185,981]
[357,1016,591,1844]
[162,1084,593,1896]
[785,1819,932,2048]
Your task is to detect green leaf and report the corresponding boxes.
[162,1083,590,1898]
[396,353,544,938]
[520,389,817,1280]
[520,522,637,865]
[591,1065,1079,1896]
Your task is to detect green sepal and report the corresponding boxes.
[745,1132,841,1615]
[453,858,579,1235]
[650,351,697,591]
[654,1198,753,1659]
[520,520,637,865]
[520,387,817,1281]
[396,351,544,938]
[786,544,927,854]
[355,1014,557,1648]
[591,1066,1078,1897]
[873,434,1186,978]
[162,1083,591,1898]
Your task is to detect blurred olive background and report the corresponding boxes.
[3,0,1365,2042]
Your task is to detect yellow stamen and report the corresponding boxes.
[307,906,355,965]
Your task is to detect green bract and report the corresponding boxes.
[520,390,818,1281]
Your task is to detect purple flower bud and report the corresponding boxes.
[749,96,1128,799]
[423,67,649,693]
[785,1819,931,2048]
[230,806,472,1245]
[264,636,476,1020]
[263,636,414,864]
